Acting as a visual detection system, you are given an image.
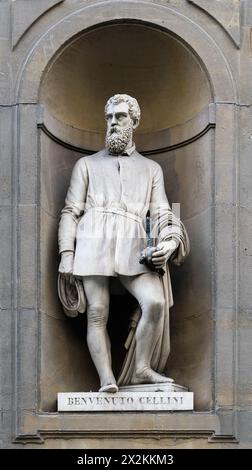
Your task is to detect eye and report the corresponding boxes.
[116,113,127,120]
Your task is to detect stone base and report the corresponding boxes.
[58,383,193,412]
[119,382,188,393]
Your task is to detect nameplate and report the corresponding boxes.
[58,391,193,412]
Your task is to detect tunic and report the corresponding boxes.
[58,145,181,277]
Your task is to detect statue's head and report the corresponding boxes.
[105,94,141,154]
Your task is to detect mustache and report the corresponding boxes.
[108,126,121,135]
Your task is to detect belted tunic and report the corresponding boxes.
[58,145,186,279]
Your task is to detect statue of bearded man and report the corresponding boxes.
[58,94,189,393]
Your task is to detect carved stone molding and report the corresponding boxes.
[37,103,216,155]
[11,0,65,48]
[187,0,240,47]
[13,410,222,445]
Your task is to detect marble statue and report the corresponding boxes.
[58,94,190,393]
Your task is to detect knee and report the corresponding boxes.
[148,297,165,312]
[87,303,109,327]
[143,296,165,321]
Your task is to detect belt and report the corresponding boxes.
[85,207,143,224]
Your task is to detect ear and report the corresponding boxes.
[132,118,139,129]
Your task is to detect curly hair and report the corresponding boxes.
[105,94,141,127]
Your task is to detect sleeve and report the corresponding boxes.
[58,158,88,254]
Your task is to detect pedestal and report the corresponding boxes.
[58,383,194,412]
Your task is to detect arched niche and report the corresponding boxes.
[39,23,212,152]
[38,21,214,412]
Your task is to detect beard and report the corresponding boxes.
[106,126,133,155]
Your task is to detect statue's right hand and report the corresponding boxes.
[59,251,74,275]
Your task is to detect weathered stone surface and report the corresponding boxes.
[172,208,212,317]
[157,132,213,405]
[239,107,252,208]
[239,206,252,310]
[237,320,252,406]
[18,309,38,410]
[11,0,65,48]
[18,205,37,309]
[19,105,37,204]
[158,131,213,220]
[40,132,80,217]
[215,104,236,205]
[40,210,61,320]
[241,0,252,26]
[0,108,12,205]
[215,308,236,407]
[0,312,12,410]
[167,307,213,411]
[0,411,12,449]
[239,27,252,104]
[187,0,240,46]
[215,204,236,309]
[0,207,12,308]
[238,101,252,418]
[0,3,11,105]
[40,312,98,412]
[237,411,252,446]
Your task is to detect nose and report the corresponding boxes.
[111,115,117,126]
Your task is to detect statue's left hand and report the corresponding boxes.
[152,240,178,268]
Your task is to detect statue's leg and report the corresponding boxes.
[120,273,173,384]
[82,275,118,392]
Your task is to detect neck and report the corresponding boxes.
[124,138,133,151]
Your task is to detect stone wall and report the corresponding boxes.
[0,0,252,448]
